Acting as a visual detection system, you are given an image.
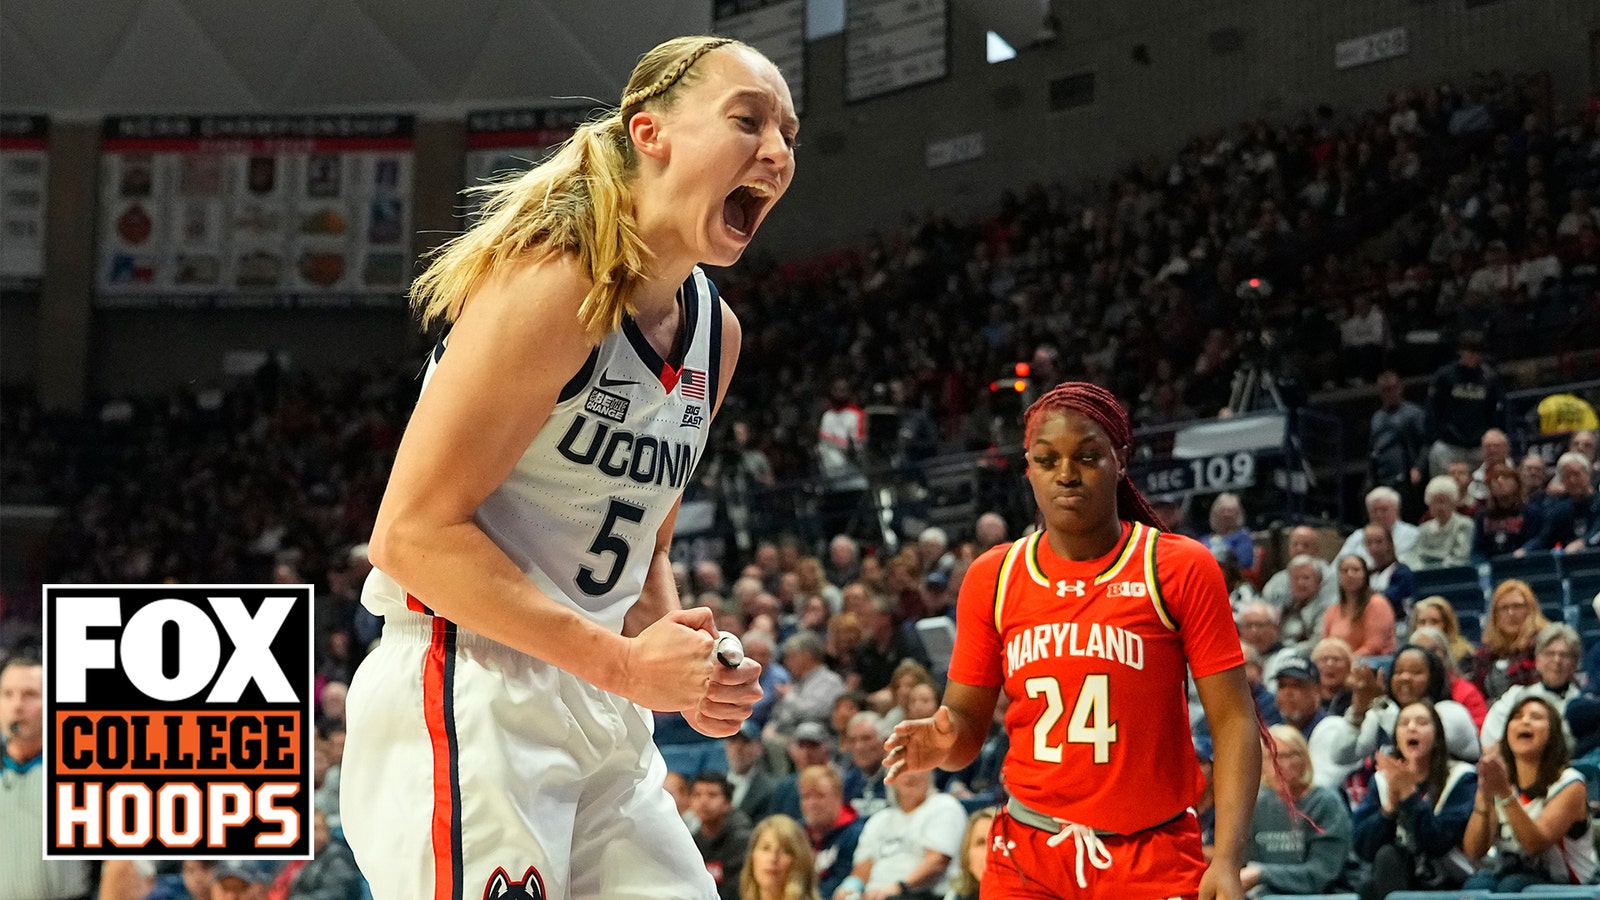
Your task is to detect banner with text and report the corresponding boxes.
[464,106,594,217]
[96,115,414,309]
[1,115,49,291]
[714,0,807,114]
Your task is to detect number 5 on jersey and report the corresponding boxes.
[1024,674,1117,764]
[576,499,645,596]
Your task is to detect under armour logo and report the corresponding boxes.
[1056,579,1086,597]
[991,834,1016,857]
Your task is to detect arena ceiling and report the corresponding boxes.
[2,0,1052,118]
[0,0,715,116]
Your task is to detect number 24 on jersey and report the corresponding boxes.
[1025,674,1118,764]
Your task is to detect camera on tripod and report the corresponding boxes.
[1235,277,1273,366]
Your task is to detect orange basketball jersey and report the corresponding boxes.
[947,521,1243,835]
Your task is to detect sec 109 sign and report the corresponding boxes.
[1133,452,1257,498]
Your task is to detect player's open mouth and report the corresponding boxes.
[723,180,775,238]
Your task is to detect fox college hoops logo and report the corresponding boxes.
[42,584,314,859]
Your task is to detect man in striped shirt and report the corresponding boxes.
[1,652,91,900]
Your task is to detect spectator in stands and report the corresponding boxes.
[1338,486,1420,565]
[1320,645,1481,784]
[1364,523,1417,615]
[825,536,861,590]
[1519,451,1552,511]
[943,808,996,900]
[1218,551,1261,613]
[726,721,777,822]
[839,711,891,819]
[1407,476,1474,569]
[693,772,754,900]
[1407,597,1474,669]
[1203,492,1256,572]
[837,766,966,900]
[1473,462,1543,561]
[1556,188,1598,239]
[1274,655,1327,739]
[795,557,843,616]
[1480,623,1584,746]
[1468,428,1512,504]
[822,612,866,687]
[1273,554,1334,648]
[971,512,1008,551]
[1240,724,1352,896]
[768,723,837,821]
[287,808,362,900]
[1445,460,1478,517]
[743,630,790,730]
[1429,209,1481,265]
[1466,579,1552,702]
[1310,637,1356,716]
[797,765,864,900]
[767,632,847,741]
[1407,623,1488,729]
[851,597,928,697]
[1523,451,1600,552]
[1338,292,1390,384]
[1462,696,1597,889]
[1262,526,1335,615]
[739,814,820,900]
[1421,331,1504,480]
[1238,601,1296,689]
[1323,555,1398,656]
[1351,701,1477,897]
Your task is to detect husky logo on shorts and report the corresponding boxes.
[482,866,546,900]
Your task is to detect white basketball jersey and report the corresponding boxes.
[362,267,723,633]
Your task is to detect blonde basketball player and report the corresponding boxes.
[340,36,796,900]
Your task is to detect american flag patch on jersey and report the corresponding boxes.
[680,367,707,400]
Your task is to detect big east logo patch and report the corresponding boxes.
[43,585,314,859]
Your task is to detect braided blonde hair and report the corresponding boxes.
[411,35,745,342]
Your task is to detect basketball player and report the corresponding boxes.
[339,37,796,900]
[883,384,1261,899]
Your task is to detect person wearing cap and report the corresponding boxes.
[211,861,274,900]
[1274,656,1326,740]
[768,722,838,821]
[725,720,777,822]
[1420,330,1505,481]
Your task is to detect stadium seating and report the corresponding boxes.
[1489,551,1562,584]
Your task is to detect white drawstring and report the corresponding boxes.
[1045,818,1113,888]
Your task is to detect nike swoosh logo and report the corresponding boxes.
[599,371,638,388]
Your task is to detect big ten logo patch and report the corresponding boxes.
[42,585,314,859]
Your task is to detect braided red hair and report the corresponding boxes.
[1022,382,1161,528]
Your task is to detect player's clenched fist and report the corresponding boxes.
[686,656,763,737]
[617,607,717,711]
[883,705,958,784]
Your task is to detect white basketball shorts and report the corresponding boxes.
[340,609,716,900]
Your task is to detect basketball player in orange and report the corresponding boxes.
[884,383,1260,899]
[340,36,794,900]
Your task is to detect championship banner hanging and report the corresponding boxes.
[96,115,414,309]
[463,106,593,217]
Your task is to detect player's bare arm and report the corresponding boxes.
[1195,664,1259,900]
[369,251,715,712]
